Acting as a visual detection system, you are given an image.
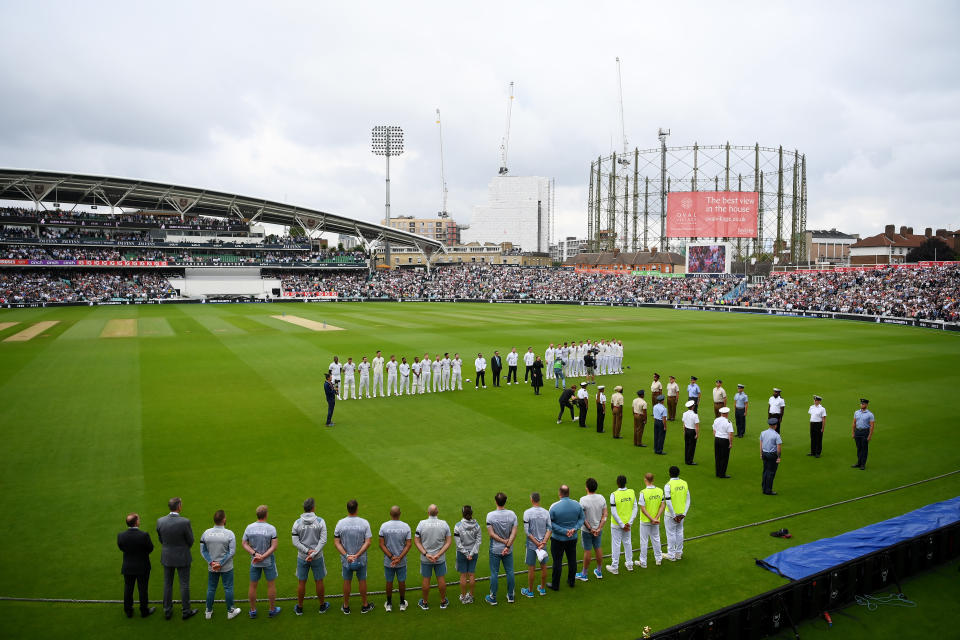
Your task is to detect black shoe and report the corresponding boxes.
[125,611,134,618]
[764,491,778,495]
[806,453,814,456]
[720,475,731,479]
[165,611,173,620]
[547,583,560,591]
[183,609,199,620]
[142,607,156,618]
[815,454,820,458]
[638,443,646,447]
[859,465,866,470]
[851,463,861,468]
[567,582,575,588]
[686,462,697,466]
[613,436,623,439]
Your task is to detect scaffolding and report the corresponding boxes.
[587,140,807,263]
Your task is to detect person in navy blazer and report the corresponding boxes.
[117,513,156,618]
[491,351,504,387]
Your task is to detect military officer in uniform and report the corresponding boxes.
[807,395,827,457]
[733,384,748,437]
[712,380,727,418]
[851,399,875,470]
[761,417,783,495]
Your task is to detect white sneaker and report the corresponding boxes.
[625,562,634,571]
[227,607,242,620]
[384,602,392,612]
[666,553,676,561]
[399,600,408,611]
[205,610,213,620]
[605,564,619,575]
[655,559,662,566]
[639,563,647,569]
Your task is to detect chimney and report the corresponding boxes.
[884,224,895,238]
[936,228,948,238]
[907,227,914,235]
[925,228,933,237]
[899,226,909,236]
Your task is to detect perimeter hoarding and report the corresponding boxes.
[666,191,758,238]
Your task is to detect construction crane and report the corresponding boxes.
[435,108,449,217]
[616,57,630,166]
[498,81,514,175]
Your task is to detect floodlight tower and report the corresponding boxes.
[372,125,404,266]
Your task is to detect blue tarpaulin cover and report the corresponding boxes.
[758,496,960,581]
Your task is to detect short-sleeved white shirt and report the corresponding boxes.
[808,404,827,422]
[682,410,700,431]
[712,417,734,438]
[768,396,785,414]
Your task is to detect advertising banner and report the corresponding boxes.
[666,191,758,238]
[282,291,338,298]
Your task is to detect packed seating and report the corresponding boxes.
[0,270,176,303]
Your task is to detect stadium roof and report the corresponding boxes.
[0,168,442,251]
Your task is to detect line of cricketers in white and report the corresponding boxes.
[325,339,626,399]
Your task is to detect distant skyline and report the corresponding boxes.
[0,0,957,244]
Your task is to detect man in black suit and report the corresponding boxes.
[156,497,198,620]
[323,373,337,427]
[491,351,503,387]
[117,513,156,618]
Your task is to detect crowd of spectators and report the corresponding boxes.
[1,244,365,266]
[738,264,960,321]
[0,270,176,303]
[0,206,246,230]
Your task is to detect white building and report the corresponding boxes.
[550,236,590,263]
[461,176,552,252]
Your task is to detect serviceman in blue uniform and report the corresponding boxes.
[851,398,875,470]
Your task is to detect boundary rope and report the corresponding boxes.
[1,469,957,605]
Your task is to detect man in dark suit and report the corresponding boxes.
[156,497,198,620]
[117,513,156,618]
[491,351,503,387]
[323,373,337,427]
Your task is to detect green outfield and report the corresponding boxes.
[0,302,958,640]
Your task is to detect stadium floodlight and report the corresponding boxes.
[372,126,404,267]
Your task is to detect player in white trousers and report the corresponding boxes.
[431,354,442,393]
[545,344,555,380]
[342,358,356,400]
[663,466,690,561]
[372,351,385,398]
[637,473,665,568]
[606,475,638,574]
[450,353,463,390]
[411,357,422,395]
[440,353,451,391]
[328,356,343,399]
[398,357,411,395]
[357,356,371,399]
[523,348,535,383]
[386,355,399,396]
[420,353,432,394]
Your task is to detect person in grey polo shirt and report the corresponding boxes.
[241,505,280,619]
[291,498,330,615]
[200,509,241,620]
[760,418,783,495]
[378,506,412,612]
[333,499,374,615]
[485,493,518,606]
[521,492,551,598]
[414,505,451,610]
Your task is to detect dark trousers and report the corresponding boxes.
[633,415,646,446]
[492,368,501,386]
[761,451,779,493]
[524,365,531,382]
[691,398,700,414]
[855,430,870,467]
[123,572,150,616]
[684,429,697,464]
[653,419,666,453]
[475,371,485,387]
[714,438,730,477]
[735,408,746,437]
[558,402,575,421]
[768,412,782,433]
[507,366,517,383]
[810,422,823,456]
[326,400,335,425]
[578,400,588,427]
[596,408,605,433]
[162,565,190,615]
[550,538,578,588]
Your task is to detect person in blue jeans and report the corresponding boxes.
[485,493,518,605]
[200,510,242,620]
[553,358,565,389]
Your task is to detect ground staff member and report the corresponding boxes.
[636,473,664,568]
[242,505,281,619]
[652,395,668,455]
[807,395,826,457]
[485,493,518,606]
[378,506,412,612]
[605,475,637,574]
[291,498,330,616]
[851,398,875,470]
[663,467,690,561]
[414,505,451,610]
[760,418,783,495]
[713,408,734,478]
[200,510,241,620]
[734,384,748,437]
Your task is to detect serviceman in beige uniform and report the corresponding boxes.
[651,374,663,414]
[632,390,648,447]
[712,380,727,418]
[610,386,625,439]
[666,376,680,421]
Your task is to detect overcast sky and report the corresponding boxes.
[1,0,957,242]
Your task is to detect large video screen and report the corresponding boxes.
[686,243,731,274]
[666,191,758,238]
